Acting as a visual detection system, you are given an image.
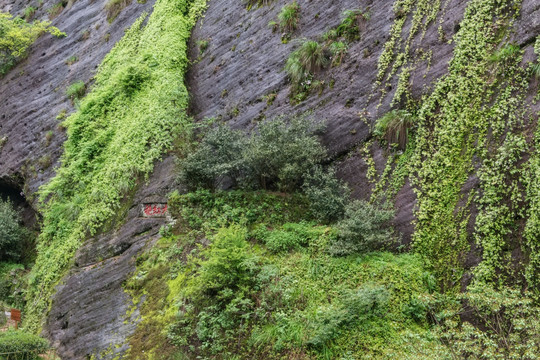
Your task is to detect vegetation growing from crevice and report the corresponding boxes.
[105,0,133,23]
[0,12,65,76]
[24,0,207,332]
[283,9,369,102]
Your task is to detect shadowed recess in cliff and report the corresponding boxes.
[24,0,207,332]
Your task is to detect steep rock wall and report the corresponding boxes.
[0,0,539,358]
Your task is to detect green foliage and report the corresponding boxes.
[168,189,310,231]
[25,0,207,332]
[180,124,247,190]
[0,330,49,359]
[374,109,416,150]
[65,80,86,100]
[179,116,327,192]
[488,43,520,65]
[307,284,389,349]
[436,284,540,359]
[0,12,64,76]
[0,262,27,309]
[243,0,274,10]
[196,39,209,54]
[329,200,395,256]
[23,7,37,21]
[335,9,368,42]
[328,41,347,66]
[255,222,323,253]
[0,200,27,262]
[65,55,78,65]
[245,116,326,191]
[47,1,67,19]
[277,2,300,33]
[302,165,349,223]
[285,40,329,87]
[105,0,132,23]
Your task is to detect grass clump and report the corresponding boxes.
[335,9,369,42]
[285,40,329,91]
[65,80,86,100]
[278,1,300,33]
[105,0,132,23]
[47,1,67,20]
[23,6,37,21]
[24,0,207,332]
[244,0,274,10]
[374,109,416,150]
[65,55,78,65]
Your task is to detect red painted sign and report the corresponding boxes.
[11,308,21,322]
[142,203,168,218]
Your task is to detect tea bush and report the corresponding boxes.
[0,330,49,360]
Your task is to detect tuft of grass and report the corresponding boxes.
[336,9,369,42]
[196,39,209,54]
[23,6,37,21]
[44,130,54,146]
[489,43,520,64]
[65,80,86,100]
[48,1,67,19]
[105,0,132,23]
[374,110,416,150]
[532,62,540,79]
[329,41,347,66]
[278,1,300,33]
[244,0,274,10]
[285,40,329,86]
[65,55,78,65]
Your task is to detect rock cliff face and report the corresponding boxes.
[0,0,539,358]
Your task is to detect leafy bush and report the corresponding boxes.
[329,41,347,66]
[0,330,49,359]
[303,166,349,223]
[0,12,64,75]
[179,116,326,192]
[244,116,326,191]
[329,200,394,256]
[0,199,26,261]
[105,0,132,22]
[488,43,520,65]
[285,40,329,87]
[374,110,416,150]
[278,2,300,33]
[65,80,86,100]
[169,225,263,354]
[180,124,247,190]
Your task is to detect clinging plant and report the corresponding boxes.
[374,110,416,150]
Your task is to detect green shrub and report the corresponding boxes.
[47,1,67,19]
[374,110,416,150]
[285,40,329,87]
[329,200,394,256]
[105,0,132,22]
[0,200,26,261]
[244,116,326,191]
[532,62,540,79]
[0,331,49,359]
[179,116,326,192]
[180,124,247,190]
[65,55,78,65]
[0,12,64,76]
[244,0,274,10]
[23,6,37,21]
[488,43,520,65]
[303,166,349,223]
[278,2,300,33]
[65,80,86,100]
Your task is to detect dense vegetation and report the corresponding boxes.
[1,0,538,358]
[0,12,64,75]
[24,0,207,332]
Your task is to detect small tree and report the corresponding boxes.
[329,200,394,255]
